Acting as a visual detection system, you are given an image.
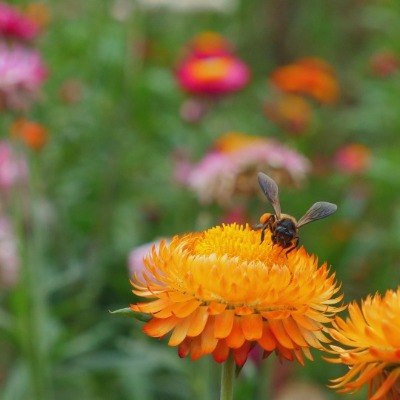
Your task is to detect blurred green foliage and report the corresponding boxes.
[2,0,400,399]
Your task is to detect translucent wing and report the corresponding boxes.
[257,172,281,218]
[297,202,337,227]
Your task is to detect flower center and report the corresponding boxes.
[189,57,233,82]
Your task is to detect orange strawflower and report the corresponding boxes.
[130,223,343,367]
[264,94,313,135]
[11,118,48,150]
[328,287,400,399]
[270,58,339,104]
[24,2,51,31]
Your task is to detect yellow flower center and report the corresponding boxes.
[213,132,265,153]
[189,57,233,82]
[143,224,332,311]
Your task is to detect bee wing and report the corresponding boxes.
[257,172,281,218]
[297,202,337,227]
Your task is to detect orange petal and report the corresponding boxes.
[233,342,251,367]
[208,301,227,315]
[172,298,201,318]
[178,338,191,358]
[225,317,245,349]
[190,336,204,360]
[143,315,180,337]
[235,305,253,315]
[241,314,263,341]
[187,306,209,337]
[276,343,294,361]
[131,298,169,314]
[269,320,295,349]
[292,314,321,331]
[370,368,400,400]
[201,317,218,354]
[169,317,192,346]
[282,317,308,347]
[258,322,276,351]
[293,348,305,366]
[298,326,323,349]
[214,309,235,339]
[212,340,230,363]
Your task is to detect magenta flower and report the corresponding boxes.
[176,32,250,96]
[0,43,47,111]
[177,55,250,95]
[0,2,39,41]
[0,141,27,192]
[176,132,311,205]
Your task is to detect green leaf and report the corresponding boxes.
[109,308,150,322]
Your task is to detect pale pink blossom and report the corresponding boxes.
[0,43,47,111]
[0,2,39,41]
[176,133,311,205]
[0,214,19,287]
[128,238,169,280]
[0,141,27,192]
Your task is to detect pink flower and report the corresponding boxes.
[176,32,250,96]
[0,214,19,287]
[176,132,311,205]
[334,143,372,174]
[0,43,47,111]
[0,2,40,41]
[0,141,27,192]
[128,238,169,280]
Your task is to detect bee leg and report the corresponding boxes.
[260,228,266,243]
[285,237,299,256]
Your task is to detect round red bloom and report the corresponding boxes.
[11,118,48,151]
[334,143,372,174]
[177,54,250,95]
[0,2,40,41]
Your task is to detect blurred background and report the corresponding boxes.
[1,0,400,399]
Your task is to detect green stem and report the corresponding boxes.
[13,151,51,399]
[220,353,235,400]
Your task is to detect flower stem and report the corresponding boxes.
[220,353,235,400]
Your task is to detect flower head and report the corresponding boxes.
[188,31,231,57]
[0,43,47,111]
[264,94,313,135]
[11,118,48,151]
[0,213,19,287]
[177,55,249,95]
[370,51,399,78]
[176,32,249,96]
[334,143,372,175]
[176,132,311,205]
[131,223,343,367]
[328,287,400,400]
[270,58,339,104]
[23,2,51,32]
[0,140,27,192]
[0,2,40,41]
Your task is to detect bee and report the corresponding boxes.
[255,172,337,253]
